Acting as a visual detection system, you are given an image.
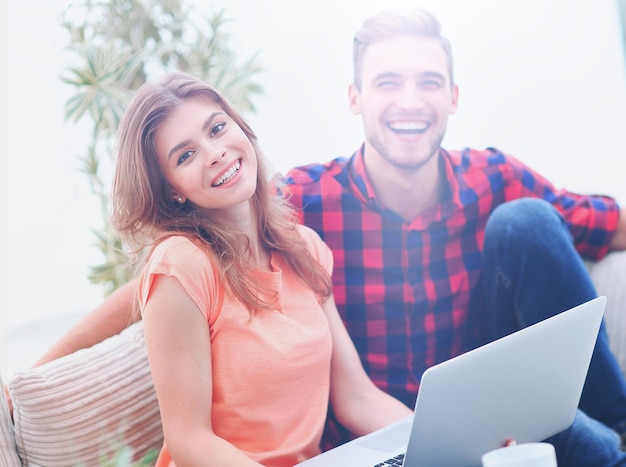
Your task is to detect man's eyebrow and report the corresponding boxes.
[167,111,223,161]
[372,71,401,81]
[371,70,447,81]
[420,71,446,81]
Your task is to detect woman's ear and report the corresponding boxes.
[172,193,186,204]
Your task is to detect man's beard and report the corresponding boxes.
[369,131,445,172]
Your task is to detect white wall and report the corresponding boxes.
[6,0,626,374]
[1,2,8,379]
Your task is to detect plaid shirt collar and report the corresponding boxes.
[347,144,464,226]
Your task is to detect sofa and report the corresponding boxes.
[1,251,625,467]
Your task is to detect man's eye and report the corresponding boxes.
[210,122,226,137]
[177,151,193,165]
[377,81,398,89]
[421,80,442,89]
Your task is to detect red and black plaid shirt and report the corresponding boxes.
[283,145,618,425]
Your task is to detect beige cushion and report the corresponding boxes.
[8,321,162,467]
[586,250,626,376]
[0,372,22,466]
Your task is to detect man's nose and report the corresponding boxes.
[396,85,426,109]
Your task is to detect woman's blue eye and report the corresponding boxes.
[177,151,193,165]
[210,122,226,137]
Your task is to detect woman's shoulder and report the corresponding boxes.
[139,235,220,320]
[153,234,199,253]
[149,235,212,265]
[295,224,324,247]
[294,224,333,271]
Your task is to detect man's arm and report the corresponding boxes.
[32,278,141,367]
[610,207,626,251]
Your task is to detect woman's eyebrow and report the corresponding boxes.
[167,139,191,161]
[167,112,224,160]
[202,111,223,132]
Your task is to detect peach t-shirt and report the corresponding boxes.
[139,225,334,466]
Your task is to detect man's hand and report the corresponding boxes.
[609,207,626,250]
[3,385,13,421]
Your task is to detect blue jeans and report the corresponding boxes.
[481,198,626,465]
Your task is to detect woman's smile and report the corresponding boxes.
[211,159,242,187]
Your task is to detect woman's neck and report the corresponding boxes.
[216,204,271,271]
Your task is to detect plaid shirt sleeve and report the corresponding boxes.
[466,148,620,259]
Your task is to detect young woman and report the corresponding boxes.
[110,72,411,467]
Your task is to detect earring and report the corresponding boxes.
[176,196,185,204]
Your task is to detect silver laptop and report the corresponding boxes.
[297,296,606,467]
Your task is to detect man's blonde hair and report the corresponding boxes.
[352,7,454,89]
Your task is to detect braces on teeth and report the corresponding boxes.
[214,161,241,186]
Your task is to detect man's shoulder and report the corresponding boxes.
[446,147,510,167]
[283,155,351,186]
[281,155,354,212]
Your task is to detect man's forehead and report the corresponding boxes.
[361,36,450,77]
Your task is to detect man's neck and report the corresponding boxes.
[365,152,444,223]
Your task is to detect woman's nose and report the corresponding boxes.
[201,144,225,167]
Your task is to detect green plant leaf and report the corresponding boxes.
[60,0,264,296]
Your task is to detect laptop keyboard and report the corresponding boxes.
[373,453,405,466]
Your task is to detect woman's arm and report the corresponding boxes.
[322,294,413,437]
[32,278,141,367]
[143,274,261,467]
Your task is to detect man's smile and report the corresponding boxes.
[387,120,431,135]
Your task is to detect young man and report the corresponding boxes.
[283,8,626,464]
[29,7,626,465]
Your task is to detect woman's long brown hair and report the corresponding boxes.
[111,72,332,312]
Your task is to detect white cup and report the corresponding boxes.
[481,442,557,467]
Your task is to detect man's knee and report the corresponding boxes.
[548,410,625,464]
[485,198,567,252]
